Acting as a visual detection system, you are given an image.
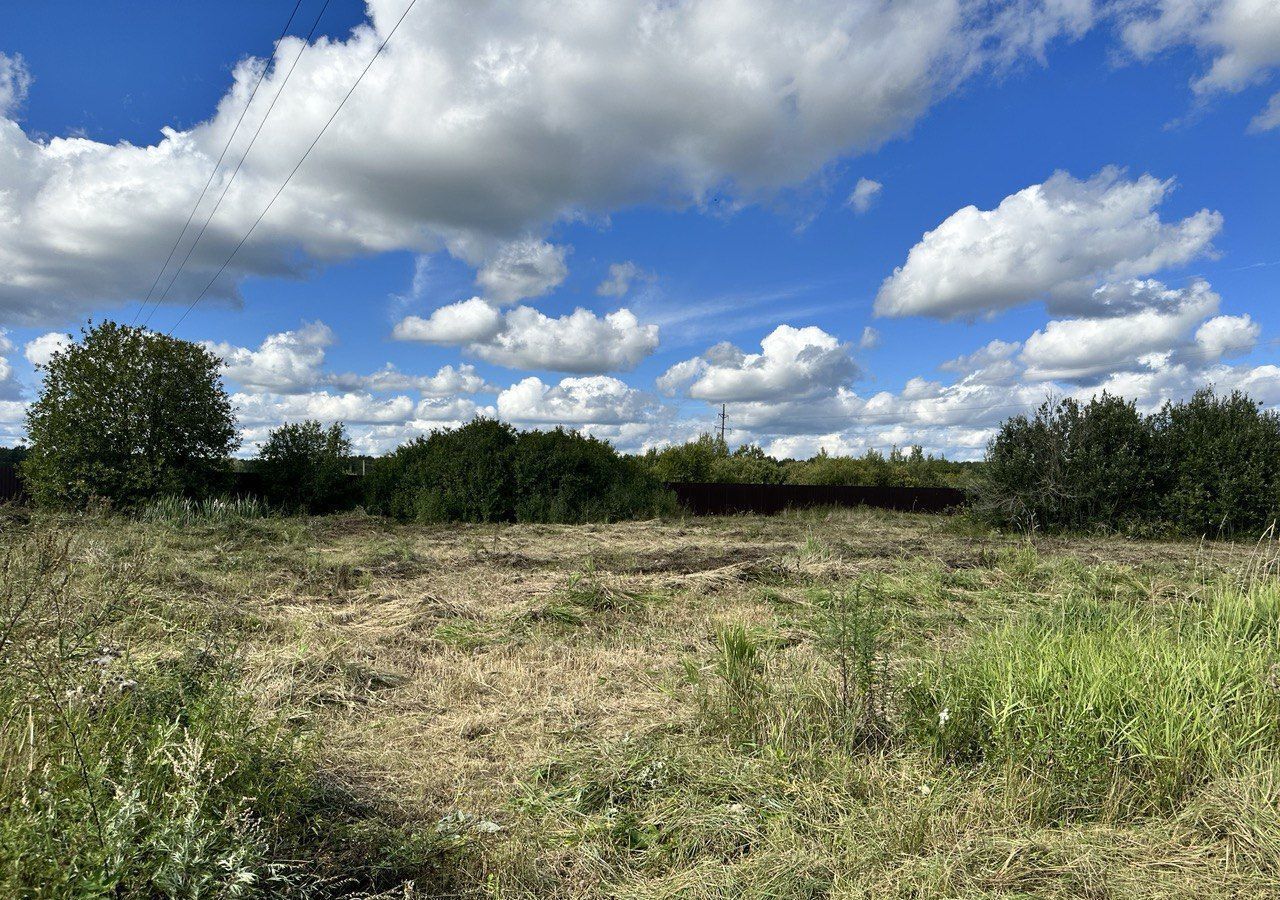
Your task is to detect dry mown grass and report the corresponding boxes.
[4,505,1277,898]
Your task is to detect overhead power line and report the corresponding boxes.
[131,0,306,327]
[168,0,421,334]
[140,0,336,328]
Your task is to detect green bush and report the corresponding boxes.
[904,581,1280,820]
[21,321,238,509]
[365,418,519,522]
[978,393,1156,531]
[786,446,973,488]
[641,434,727,483]
[711,443,788,484]
[255,420,358,513]
[513,428,675,522]
[641,435,970,487]
[366,419,671,523]
[1154,389,1280,536]
[980,389,1280,535]
[0,445,27,466]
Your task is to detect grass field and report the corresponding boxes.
[4,505,1280,898]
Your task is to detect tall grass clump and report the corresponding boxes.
[0,529,453,897]
[688,606,896,756]
[812,586,892,749]
[904,579,1280,820]
[687,625,773,748]
[139,493,268,525]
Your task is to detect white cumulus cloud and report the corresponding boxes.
[1019,279,1219,382]
[1249,90,1280,131]
[474,239,569,305]
[2,0,1080,325]
[0,330,18,400]
[233,389,418,426]
[396,304,659,374]
[474,307,658,373]
[497,375,657,424]
[392,298,505,345]
[23,331,72,368]
[1195,312,1260,359]
[1123,0,1280,94]
[658,324,858,402]
[874,168,1222,320]
[596,261,652,298]
[1120,0,1280,126]
[206,321,334,394]
[327,362,494,395]
[0,53,31,118]
[210,320,498,397]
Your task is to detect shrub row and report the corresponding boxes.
[640,434,974,488]
[977,389,1280,535]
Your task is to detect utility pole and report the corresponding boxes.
[717,403,729,445]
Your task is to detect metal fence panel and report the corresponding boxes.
[0,466,966,515]
[666,482,966,515]
[0,465,26,503]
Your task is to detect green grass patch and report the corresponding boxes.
[904,579,1280,820]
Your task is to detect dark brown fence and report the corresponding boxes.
[0,464,26,503]
[0,465,966,515]
[0,467,271,505]
[667,482,966,515]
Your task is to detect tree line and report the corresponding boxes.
[639,434,975,488]
[6,321,1280,535]
[12,322,674,522]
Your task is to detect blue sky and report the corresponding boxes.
[0,0,1277,457]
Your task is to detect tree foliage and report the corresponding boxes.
[641,434,729,484]
[255,420,357,513]
[365,419,673,523]
[979,394,1155,531]
[1154,389,1280,535]
[21,322,238,508]
[786,445,971,488]
[366,418,519,522]
[513,428,674,522]
[641,435,972,488]
[979,389,1280,536]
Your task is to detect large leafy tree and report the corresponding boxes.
[22,321,239,508]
